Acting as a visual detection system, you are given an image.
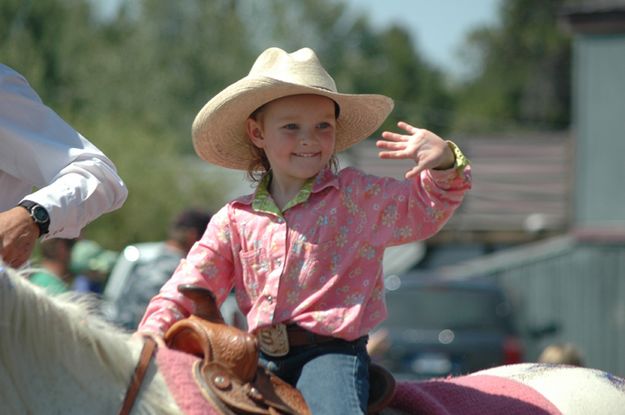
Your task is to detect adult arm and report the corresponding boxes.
[0,64,128,265]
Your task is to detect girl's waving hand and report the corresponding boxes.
[377,121,455,179]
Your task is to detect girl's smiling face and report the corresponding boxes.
[247,94,337,192]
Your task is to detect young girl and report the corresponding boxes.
[138,47,471,414]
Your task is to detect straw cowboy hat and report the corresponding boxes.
[192,47,394,170]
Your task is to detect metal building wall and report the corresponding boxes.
[573,34,625,227]
[495,243,625,376]
[444,239,625,377]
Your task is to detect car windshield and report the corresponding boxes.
[384,286,509,330]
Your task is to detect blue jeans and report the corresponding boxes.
[259,336,370,415]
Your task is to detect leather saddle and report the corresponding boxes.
[165,285,395,414]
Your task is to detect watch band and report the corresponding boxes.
[18,200,50,236]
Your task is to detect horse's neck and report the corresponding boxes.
[0,268,178,414]
[1,349,123,414]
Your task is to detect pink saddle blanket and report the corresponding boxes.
[390,374,561,415]
[157,347,560,415]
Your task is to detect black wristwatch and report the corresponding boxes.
[18,200,50,236]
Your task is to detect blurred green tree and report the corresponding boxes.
[452,0,572,132]
[0,0,100,110]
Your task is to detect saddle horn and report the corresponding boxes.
[177,285,225,324]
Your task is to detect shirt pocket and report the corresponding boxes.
[287,239,337,290]
[239,248,270,301]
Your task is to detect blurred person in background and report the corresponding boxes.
[538,342,585,367]
[70,239,119,294]
[0,64,127,268]
[102,209,212,330]
[366,328,391,361]
[28,238,76,295]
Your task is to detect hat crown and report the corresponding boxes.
[248,47,337,92]
[192,47,394,170]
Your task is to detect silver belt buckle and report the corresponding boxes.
[257,324,290,357]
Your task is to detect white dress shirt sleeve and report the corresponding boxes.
[0,64,128,238]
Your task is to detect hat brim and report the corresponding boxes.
[192,77,394,170]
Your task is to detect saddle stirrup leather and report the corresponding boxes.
[119,336,158,415]
[367,363,396,414]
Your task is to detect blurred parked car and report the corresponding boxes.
[371,274,523,380]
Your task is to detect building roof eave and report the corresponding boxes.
[560,6,625,34]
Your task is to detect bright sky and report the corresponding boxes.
[344,0,501,77]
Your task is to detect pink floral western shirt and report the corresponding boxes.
[139,146,472,340]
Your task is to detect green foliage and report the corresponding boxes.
[451,0,572,132]
[0,0,98,110]
[92,0,257,143]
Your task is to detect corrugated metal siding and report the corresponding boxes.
[574,34,625,227]
[441,240,625,377]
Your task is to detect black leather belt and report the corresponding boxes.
[286,325,337,347]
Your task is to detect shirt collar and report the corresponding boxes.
[243,168,339,216]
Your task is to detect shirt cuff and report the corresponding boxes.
[446,140,470,171]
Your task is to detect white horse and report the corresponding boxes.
[1,263,624,415]
[0,263,181,415]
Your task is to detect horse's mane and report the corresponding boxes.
[0,263,179,414]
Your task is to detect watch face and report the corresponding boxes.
[32,206,50,223]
